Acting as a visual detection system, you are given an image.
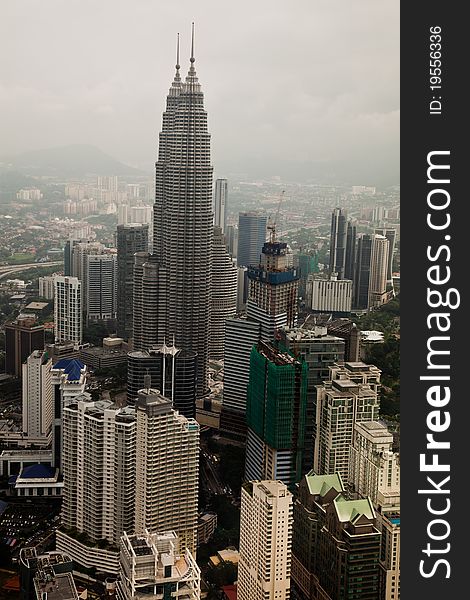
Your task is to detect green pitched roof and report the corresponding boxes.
[333,496,376,523]
[305,472,345,497]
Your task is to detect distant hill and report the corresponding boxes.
[1,145,144,177]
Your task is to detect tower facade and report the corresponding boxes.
[51,358,87,469]
[279,325,345,474]
[22,350,53,444]
[86,253,117,323]
[134,386,199,555]
[5,316,45,377]
[127,344,197,419]
[59,394,136,573]
[314,362,381,482]
[292,472,382,600]
[237,212,267,268]
[54,276,82,345]
[354,234,389,310]
[214,178,228,233]
[116,224,149,340]
[150,36,213,397]
[238,480,293,600]
[329,208,348,279]
[209,226,237,360]
[245,342,307,490]
[246,241,299,339]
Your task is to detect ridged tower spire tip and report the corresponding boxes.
[190,22,195,63]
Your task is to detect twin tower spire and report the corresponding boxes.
[171,23,199,93]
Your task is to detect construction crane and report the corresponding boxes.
[267,189,285,244]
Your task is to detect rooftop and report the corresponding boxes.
[25,301,49,310]
[52,358,85,381]
[305,472,345,497]
[334,496,376,523]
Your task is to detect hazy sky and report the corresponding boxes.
[1,0,399,184]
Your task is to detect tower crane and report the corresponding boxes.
[267,189,285,244]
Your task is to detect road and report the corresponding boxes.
[0,261,62,280]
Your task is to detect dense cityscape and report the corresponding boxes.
[0,27,399,600]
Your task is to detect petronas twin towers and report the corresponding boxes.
[133,28,213,398]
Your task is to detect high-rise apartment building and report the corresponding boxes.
[127,344,197,419]
[54,277,82,345]
[22,350,53,445]
[214,178,228,233]
[314,362,381,482]
[116,224,149,340]
[38,276,56,300]
[349,421,400,508]
[238,480,293,600]
[134,385,199,555]
[71,240,106,283]
[5,316,45,377]
[58,393,136,574]
[86,253,117,323]
[64,239,82,277]
[51,358,87,469]
[237,212,267,268]
[117,531,200,600]
[329,208,348,279]
[348,421,400,600]
[210,226,237,359]
[292,472,382,600]
[245,342,307,489]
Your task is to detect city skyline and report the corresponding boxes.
[1,1,399,185]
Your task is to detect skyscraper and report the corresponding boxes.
[54,276,82,345]
[5,315,45,377]
[134,384,199,555]
[246,241,299,338]
[314,362,381,482]
[374,227,397,284]
[22,350,53,445]
[278,324,345,474]
[51,358,87,469]
[210,226,237,359]
[116,223,149,340]
[214,178,228,233]
[127,344,197,419]
[58,393,136,574]
[344,220,357,280]
[86,253,117,323]
[245,341,307,489]
[134,30,213,397]
[221,240,299,438]
[354,234,390,310]
[292,472,382,600]
[238,480,293,600]
[237,212,267,268]
[329,208,348,279]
